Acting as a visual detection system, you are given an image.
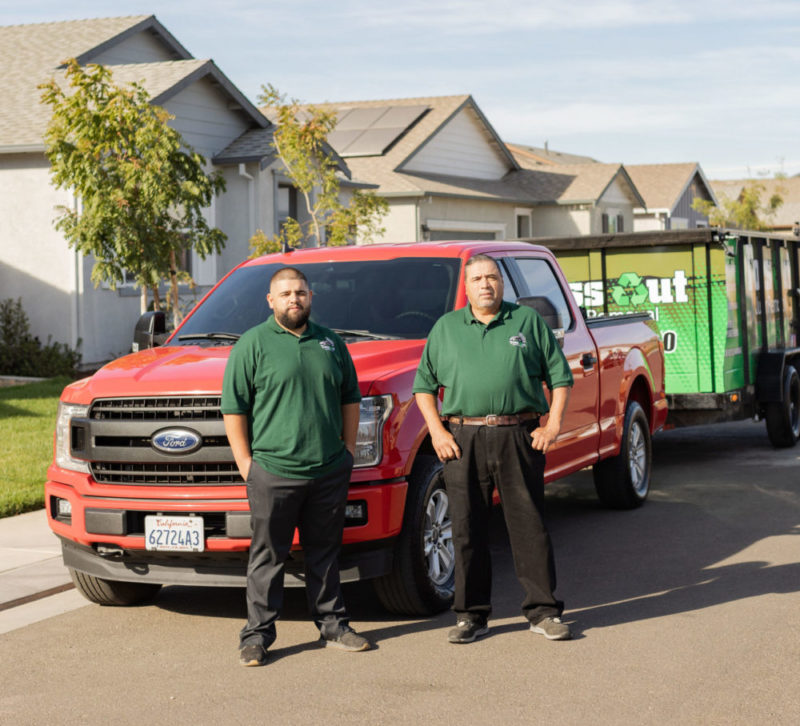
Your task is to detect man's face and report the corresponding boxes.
[465,259,503,315]
[267,276,312,331]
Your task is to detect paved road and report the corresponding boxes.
[1,420,798,725]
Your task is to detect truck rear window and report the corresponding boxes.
[174,257,461,343]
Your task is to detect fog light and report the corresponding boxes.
[344,501,367,526]
[57,498,72,517]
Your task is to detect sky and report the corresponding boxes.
[5,0,800,180]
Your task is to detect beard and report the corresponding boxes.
[275,306,311,331]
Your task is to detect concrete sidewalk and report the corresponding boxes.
[0,509,87,634]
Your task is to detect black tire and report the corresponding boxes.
[765,364,800,448]
[69,568,162,606]
[373,456,455,615]
[593,401,651,509]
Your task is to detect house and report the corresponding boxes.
[0,15,296,367]
[710,177,800,234]
[625,163,717,231]
[509,154,645,237]
[298,94,646,243]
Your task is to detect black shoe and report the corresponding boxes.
[239,643,269,666]
[448,619,489,644]
[319,628,371,652]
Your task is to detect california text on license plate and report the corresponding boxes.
[144,515,204,552]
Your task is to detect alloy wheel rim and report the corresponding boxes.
[423,488,454,586]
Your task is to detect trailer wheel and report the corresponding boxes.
[765,364,800,448]
[69,568,162,606]
[593,401,651,509]
[373,456,455,615]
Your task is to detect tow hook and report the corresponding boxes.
[96,544,126,559]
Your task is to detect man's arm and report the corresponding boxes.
[530,385,570,454]
[341,402,360,457]
[414,392,461,462]
[223,414,252,480]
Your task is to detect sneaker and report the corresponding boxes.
[530,616,571,641]
[239,643,269,667]
[320,628,371,652]
[448,619,489,644]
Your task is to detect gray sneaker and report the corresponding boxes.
[448,619,490,644]
[530,616,571,641]
[239,643,269,666]
[320,628,371,652]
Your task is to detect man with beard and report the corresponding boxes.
[222,266,370,666]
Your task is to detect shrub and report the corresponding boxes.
[0,298,81,377]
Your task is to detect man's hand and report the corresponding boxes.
[530,423,559,454]
[431,427,461,462]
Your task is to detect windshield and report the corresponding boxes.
[173,257,461,345]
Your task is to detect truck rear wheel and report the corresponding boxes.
[69,568,162,606]
[765,364,800,448]
[593,401,651,509]
[373,456,455,615]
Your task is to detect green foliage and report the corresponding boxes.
[251,84,388,255]
[39,59,227,323]
[693,180,784,231]
[0,377,70,517]
[0,299,81,377]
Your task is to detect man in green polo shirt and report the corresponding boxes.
[222,266,370,667]
[413,254,574,644]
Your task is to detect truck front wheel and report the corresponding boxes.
[592,401,651,509]
[765,364,800,448]
[373,456,455,615]
[69,568,162,606]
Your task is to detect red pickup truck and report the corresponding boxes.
[47,241,667,615]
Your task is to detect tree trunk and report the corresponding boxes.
[140,286,147,315]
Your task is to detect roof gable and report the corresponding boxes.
[400,103,514,180]
[626,163,716,212]
[0,15,267,152]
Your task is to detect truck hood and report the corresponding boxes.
[62,339,426,403]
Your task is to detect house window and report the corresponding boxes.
[515,208,532,238]
[601,211,624,233]
[277,183,298,235]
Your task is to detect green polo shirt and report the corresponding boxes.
[221,316,361,479]
[413,301,573,417]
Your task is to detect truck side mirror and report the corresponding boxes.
[132,311,168,352]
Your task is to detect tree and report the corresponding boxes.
[693,179,784,231]
[39,59,227,325]
[250,84,388,255]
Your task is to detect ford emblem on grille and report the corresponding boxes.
[151,428,202,454]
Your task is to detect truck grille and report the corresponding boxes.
[76,396,239,487]
[90,397,222,421]
[91,462,242,485]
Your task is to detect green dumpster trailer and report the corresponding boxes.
[532,228,800,448]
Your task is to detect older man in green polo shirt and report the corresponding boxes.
[413,254,574,644]
[222,266,370,667]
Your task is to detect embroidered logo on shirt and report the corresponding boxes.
[509,333,527,349]
[319,337,336,352]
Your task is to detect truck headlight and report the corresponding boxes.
[55,402,90,473]
[354,395,393,468]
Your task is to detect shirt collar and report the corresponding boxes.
[267,315,317,339]
[462,300,513,326]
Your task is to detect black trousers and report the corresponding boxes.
[240,454,353,649]
[442,420,563,624]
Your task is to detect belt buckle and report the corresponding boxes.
[485,414,499,426]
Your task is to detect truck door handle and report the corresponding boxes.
[581,353,597,369]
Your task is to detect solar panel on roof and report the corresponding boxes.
[330,104,430,157]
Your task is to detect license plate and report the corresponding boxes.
[145,515,204,552]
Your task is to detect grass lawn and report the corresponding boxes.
[0,377,71,518]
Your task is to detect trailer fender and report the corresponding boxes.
[756,349,800,403]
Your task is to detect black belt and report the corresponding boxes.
[442,412,539,427]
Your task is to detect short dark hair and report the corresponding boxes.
[464,254,500,278]
[270,266,308,289]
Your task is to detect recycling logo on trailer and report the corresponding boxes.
[611,272,649,306]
